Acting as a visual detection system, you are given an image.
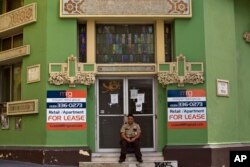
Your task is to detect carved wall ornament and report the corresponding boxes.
[48,55,95,87]
[0,3,37,33]
[102,81,121,93]
[158,54,205,87]
[60,0,191,17]
[243,32,250,43]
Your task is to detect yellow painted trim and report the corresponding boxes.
[87,20,95,64]
[60,15,192,19]
[96,64,157,75]
[156,20,165,64]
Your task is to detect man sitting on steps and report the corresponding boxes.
[119,114,143,163]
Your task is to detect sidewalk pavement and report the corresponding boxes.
[0,160,76,167]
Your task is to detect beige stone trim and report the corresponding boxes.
[0,3,37,34]
[156,20,165,63]
[7,99,38,116]
[0,45,30,62]
[60,0,192,18]
[157,54,204,87]
[87,20,95,63]
[48,55,96,87]
[27,64,41,83]
[96,64,157,75]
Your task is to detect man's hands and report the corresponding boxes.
[125,137,136,143]
[121,132,140,143]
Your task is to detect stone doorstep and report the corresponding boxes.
[79,161,178,167]
[91,152,164,162]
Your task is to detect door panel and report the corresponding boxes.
[134,116,154,148]
[128,79,153,114]
[97,77,155,151]
[99,116,124,148]
[128,79,154,148]
[98,79,124,115]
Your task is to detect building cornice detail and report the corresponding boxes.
[60,0,192,18]
[157,54,204,87]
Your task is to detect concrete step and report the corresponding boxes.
[79,161,178,167]
[92,152,164,163]
[79,152,179,167]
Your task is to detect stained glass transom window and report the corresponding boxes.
[96,24,155,63]
[164,24,172,62]
[78,24,87,62]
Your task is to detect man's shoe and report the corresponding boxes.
[137,159,143,163]
[119,159,125,163]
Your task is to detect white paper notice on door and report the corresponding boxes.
[130,89,138,99]
[137,93,145,103]
[136,102,142,112]
[110,94,118,104]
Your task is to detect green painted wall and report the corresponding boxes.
[0,0,48,146]
[45,0,87,146]
[2,0,250,150]
[157,83,167,150]
[234,0,250,142]
[0,0,88,147]
[204,0,239,143]
[166,0,207,145]
[87,85,96,151]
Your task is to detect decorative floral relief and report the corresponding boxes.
[0,3,36,32]
[157,54,205,87]
[48,55,95,87]
[63,0,85,14]
[62,0,190,16]
[158,72,179,85]
[167,0,189,15]
[243,32,250,43]
[48,73,67,86]
[49,72,95,86]
[184,72,204,85]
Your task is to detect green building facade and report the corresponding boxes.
[0,0,249,166]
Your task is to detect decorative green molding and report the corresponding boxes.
[243,32,250,43]
[48,55,96,87]
[157,54,204,87]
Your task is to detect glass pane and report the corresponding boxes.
[99,116,124,148]
[78,24,86,62]
[13,34,23,48]
[165,24,172,62]
[1,67,11,102]
[12,64,21,101]
[0,0,3,14]
[98,79,124,115]
[96,24,155,64]
[7,0,23,12]
[1,37,11,51]
[128,79,153,114]
[134,116,153,148]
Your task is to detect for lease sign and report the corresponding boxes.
[46,90,86,130]
[167,89,207,129]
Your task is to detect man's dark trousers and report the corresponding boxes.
[119,138,142,161]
